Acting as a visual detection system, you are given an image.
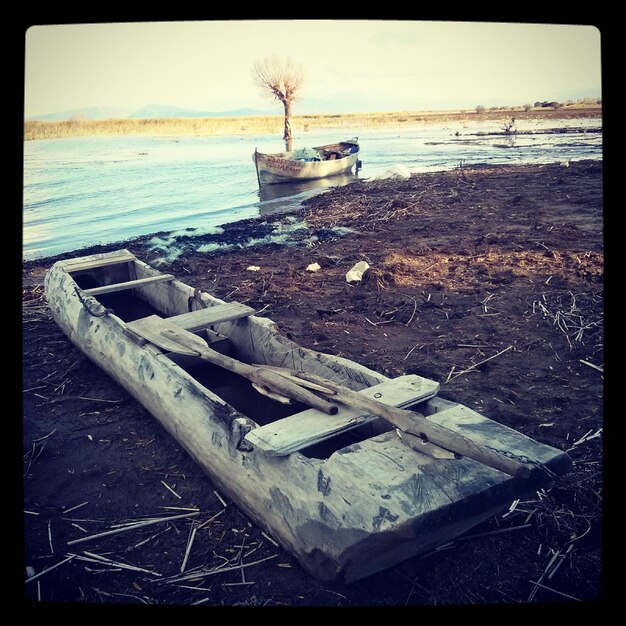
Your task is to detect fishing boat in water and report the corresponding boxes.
[45,249,571,583]
[253,138,361,185]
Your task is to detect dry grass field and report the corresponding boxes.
[24,102,601,141]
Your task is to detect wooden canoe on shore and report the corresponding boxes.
[253,138,361,185]
[45,249,571,583]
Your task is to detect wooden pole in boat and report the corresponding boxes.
[259,366,535,479]
[128,316,339,415]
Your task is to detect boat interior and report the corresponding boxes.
[262,141,359,161]
[64,251,436,460]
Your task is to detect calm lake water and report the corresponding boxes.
[23,117,602,260]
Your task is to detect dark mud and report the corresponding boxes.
[22,160,603,606]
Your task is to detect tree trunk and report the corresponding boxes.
[282,99,292,151]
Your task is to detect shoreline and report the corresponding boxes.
[23,157,602,270]
[24,105,602,141]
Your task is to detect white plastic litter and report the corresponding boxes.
[246,265,261,272]
[345,261,370,283]
[306,262,321,272]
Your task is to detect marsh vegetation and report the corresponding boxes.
[24,102,601,141]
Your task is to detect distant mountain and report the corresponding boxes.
[128,104,273,118]
[27,106,133,121]
[27,104,274,121]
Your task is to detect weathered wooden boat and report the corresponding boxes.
[253,138,361,185]
[45,249,572,583]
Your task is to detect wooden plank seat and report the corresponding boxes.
[61,250,137,273]
[244,375,440,456]
[81,274,175,296]
[124,301,254,353]
[166,302,256,332]
[124,315,230,356]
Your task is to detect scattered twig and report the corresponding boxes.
[444,345,513,383]
[565,520,592,546]
[23,385,47,393]
[531,291,603,350]
[63,501,89,515]
[24,441,47,476]
[528,549,561,602]
[260,531,279,547]
[161,480,182,499]
[318,587,348,600]
[566,428,602,453]
[197,508,225,530]
[161,506,199,512]
[66,511,199,545]
[110,518,168,528]
[48,520,54,554]
[403,342,422,361]
[180,524,198,573]
[548,544,574,580]
[234,537,247,583]
[502,499,520,519]
[104,591,150,604]
[71,523,88,533]
[24,555,76,584]
[165,554,278,583]
[527,580,580,602]
[365,317,395,327]
[57,359,79,381]
[214,490,227,508]
[53,378,71,394]
[85,566,122,573]
[127,526,172,551]
[579,359,603,373]
[405,296,418,327]
[76,551,162,577]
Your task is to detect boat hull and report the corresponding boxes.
[255,152,360,184]
[254,140,361,185]
[44,250,572,583]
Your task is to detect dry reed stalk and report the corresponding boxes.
[66,511,199,545]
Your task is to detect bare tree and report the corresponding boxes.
[252,55,305,150]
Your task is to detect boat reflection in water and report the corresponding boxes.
[257,172,359,216]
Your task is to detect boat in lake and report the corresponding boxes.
[253,138,361,185]
[45,249,571,583]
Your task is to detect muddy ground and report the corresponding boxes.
[22,159,603,606]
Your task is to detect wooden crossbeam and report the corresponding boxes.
[82,274,175,296]
[62,250,136,273]
[244,375,440,456]
[167,302,255,331]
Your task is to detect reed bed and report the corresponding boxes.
[24,105,602,141]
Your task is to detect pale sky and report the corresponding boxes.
[24,20,602,118]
